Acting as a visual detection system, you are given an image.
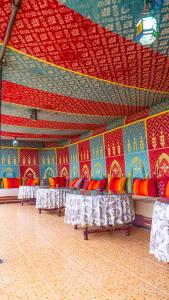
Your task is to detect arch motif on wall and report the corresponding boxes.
[43,167,54,179]
[81,164,90,179]
[156,153,169,177]
[109,160,122,178]
[127,157,146,192]
[3,167,15,178]
[93,162,102,179]
[24,168,36,178]
[61,167,69,179]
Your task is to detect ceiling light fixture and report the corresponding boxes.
[30,109,38,120]
[13,137,18,147]
[136,0,159,45]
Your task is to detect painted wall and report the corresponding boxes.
[56,111,169,191]
[0,111,169,188]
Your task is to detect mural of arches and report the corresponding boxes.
[24,167,36,178]
[109,160,123,178]
[155,153,169,177]
[43,167,55,179]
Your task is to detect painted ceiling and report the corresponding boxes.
[0,0,169,144]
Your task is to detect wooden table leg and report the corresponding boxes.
[84,224,89,240]
[58,208,61,216]
[125,224,130,236]
[74,224,78,229]
[21,199,23,206]
[39,208,41,214]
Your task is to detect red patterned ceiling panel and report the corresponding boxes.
[1,0,169,91]
[2,81,144,116]
[0,131,77,140]
[1,115,101,131]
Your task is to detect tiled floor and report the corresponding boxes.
[0,204,169,300]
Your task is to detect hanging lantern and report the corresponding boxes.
[136,1,159,45]
[136,13,158,45]
[13,138,19,147]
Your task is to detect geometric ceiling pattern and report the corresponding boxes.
[0,0,169,143]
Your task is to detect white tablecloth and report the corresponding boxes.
[18,186,39,199]
[150,201,169,263]
[64,192,135,227]
[36,188,66,209]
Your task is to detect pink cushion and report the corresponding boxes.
[74,178,83,189]
[157,178,168,197]
[80,178,89,190]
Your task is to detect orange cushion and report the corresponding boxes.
[3,178,12,188]
[92,180,100,190]
[70,178,78,188]
[165,180,169,197]
[33,178,39,186]
[3,178,20,188]
[118,177,126,193]
[87,180,97,190]
[109,177,126,193]
[132,179,141,195]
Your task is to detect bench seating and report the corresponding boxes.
[132,195,158,229]
[0,188,19,204]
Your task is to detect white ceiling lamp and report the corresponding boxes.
[13,137,19,147]
[136,0,159,45]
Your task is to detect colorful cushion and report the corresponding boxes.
[81,178,90,190]
[13,178,21,188]
[3,178,21,188]
[3,178,13,189]
[58,177,65,187]
[92,180,100,190]
[133,178,157,197]
[27,178,35,186]
[74,178,83,189]
[49,177,65,188]
[132,178,141,195]
[97,178,107,191]
[70,178,78,188]
[109,177,126,193]
[87,179,97,190]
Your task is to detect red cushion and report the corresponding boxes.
[97,178,107,191]
[109,177,119,192]
[27,178,34,186]
[55,177,65,188]
[13,178,20,188]
[148,178,157,197]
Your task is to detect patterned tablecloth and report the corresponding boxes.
[64,192,135,227]
[18,186,39,200]
[150,201,169,263]
[36,188,67,209]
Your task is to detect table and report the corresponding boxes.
[64,190,135,239]
[150,200,169,263]
[18,186,39,205]
[36,187,67,216]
